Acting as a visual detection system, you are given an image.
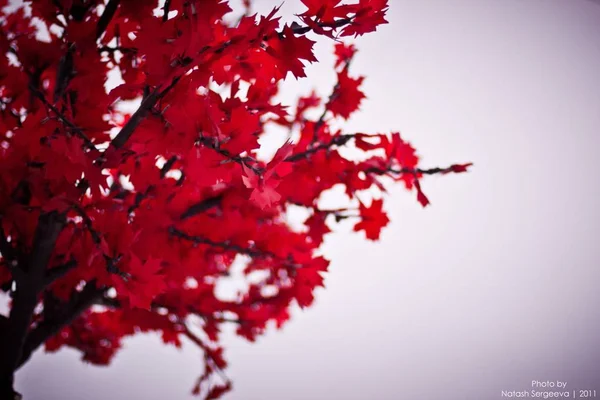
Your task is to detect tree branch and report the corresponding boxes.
[168,227,299,269]
[168,227,263,258]
[284,134,354,162]
[16,282,105,370]
[367,163,473,176]
[196,135,262,174]
[53,45,74,102]
[103,13,355,156]
[105,11,346,156]
[96,0,121,40]
[162,0,172,22]
[0,222,16,262]
[181,323,231,385]
[160,156,178,178]
[43,258,77,286]
[0,211,65,398]
[280,17,354,38]
[28,83,98,151]
[93,297,242,325]
[109,76,180,150]
[180,194,223,220]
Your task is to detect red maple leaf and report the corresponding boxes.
[266,25,318,79]
[305,212,331,246]
[111,255,167,310]
[334,42,357,68]
[341,0,390,37]
[353,199,391,240]
[328,69,366,119]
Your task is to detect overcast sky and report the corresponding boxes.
[10,0,600,399]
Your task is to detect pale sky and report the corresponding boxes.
[10,0,600,399]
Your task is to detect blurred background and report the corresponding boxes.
[8,0,600,398]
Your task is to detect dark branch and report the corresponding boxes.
[53,45,74,103]
[43,258,77,286]
[168,227,264,258]
[0,212,65,397]
[181,323,231,385]
[162,0,172,22]
[160,156,178,178]
[368,164,473,176]
[70,204,101,244]
[127,190,148,215]
[285,134,354,162]
[98,45,136,54]
[180,194,223,220]
[93,296,120,308]
[16,282,105,370]
[109,89,159,149]
[96,0,121,40]
[287,17,353,37]
[0,223,16,262]
[109,76,180,150]
[196,136,262,174]
[28,84,97,151]
[94,297,242,325]
[168,227,299,269]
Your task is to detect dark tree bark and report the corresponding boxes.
[0,212,65,399]
[16,282,105,370]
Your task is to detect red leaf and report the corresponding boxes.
[266,25,317,79]
[206,381,232,400]
[328,70,365,119]
[353,199,390,240]
[334,42,357,68]
[448,163,473,173]
[413,178,430,207]
[341,0,390,37]
[111,255,167,309]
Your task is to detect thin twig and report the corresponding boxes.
[28,84,98,151]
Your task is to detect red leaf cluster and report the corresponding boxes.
[0,1,470,398]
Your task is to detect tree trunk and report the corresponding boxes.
[0,212,64,398]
